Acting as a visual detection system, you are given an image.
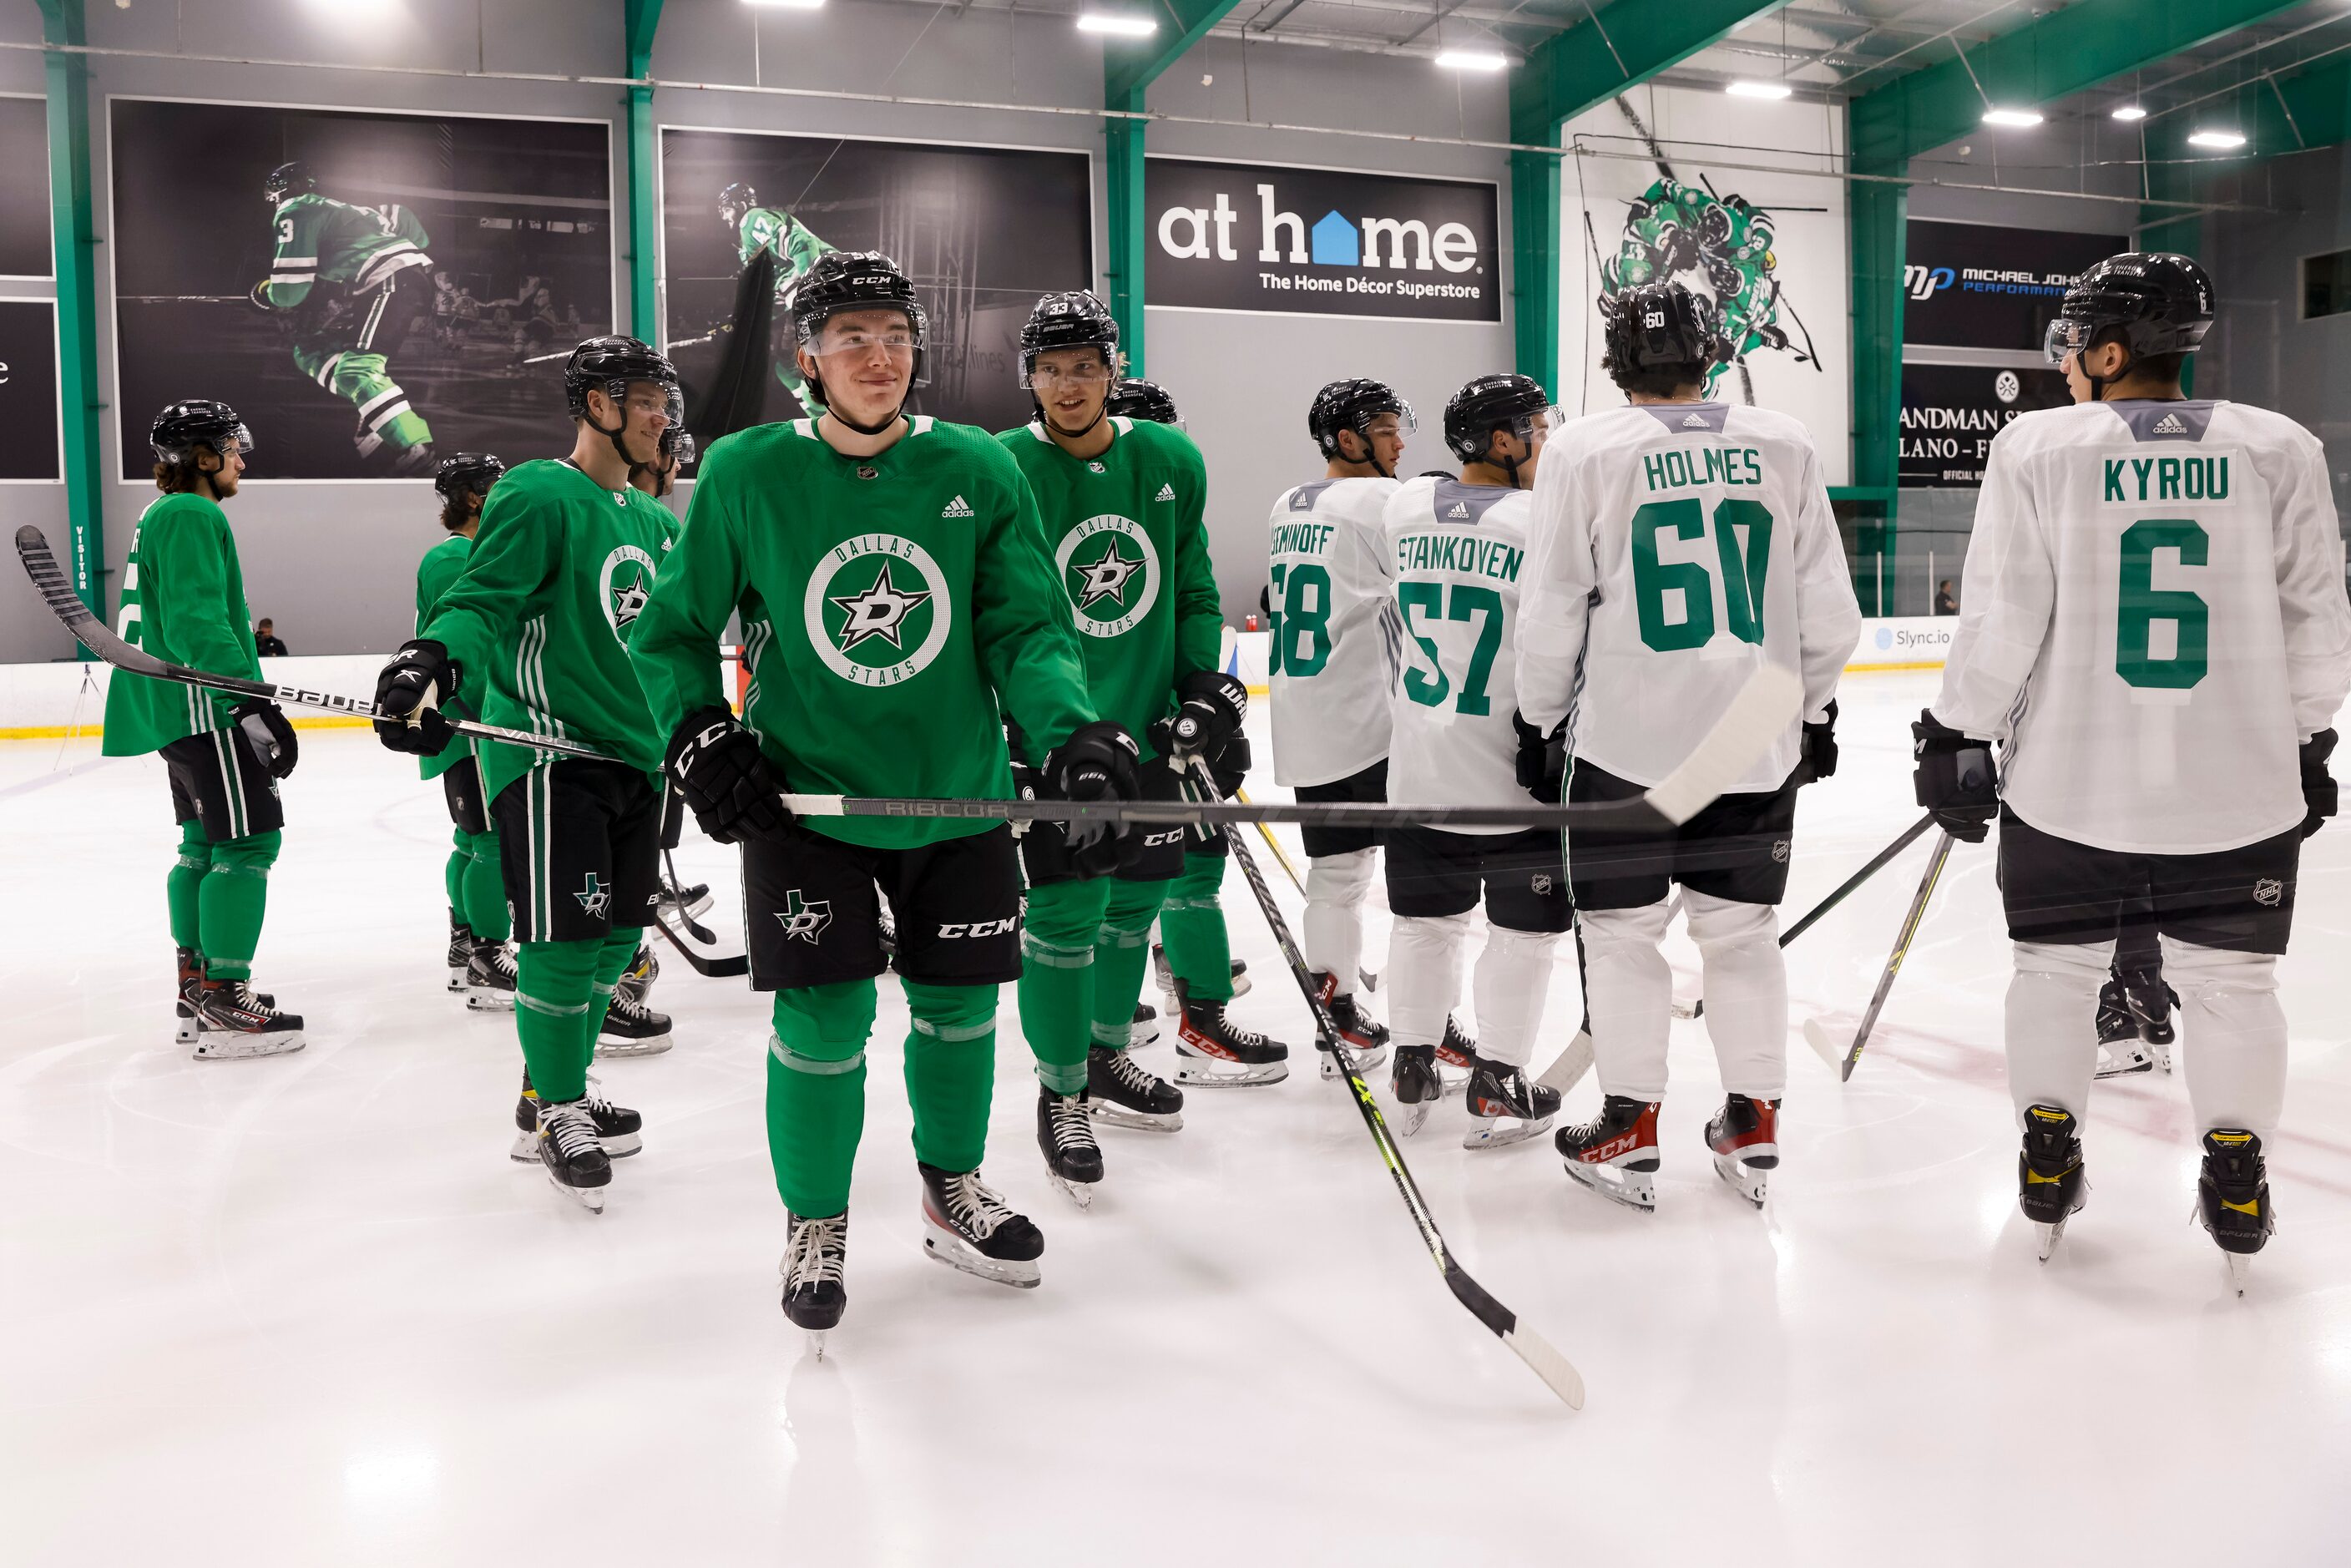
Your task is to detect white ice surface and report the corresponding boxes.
[5,671,2350,1565]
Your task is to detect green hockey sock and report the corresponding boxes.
[1092,878,1169,1044]
[1159,852,1236,1004]
[903,981,1000,1174]
[584,927,642,1045]
[444,832,467,922]
[515,939,600,1102]
[1017,878,1107,1095]
[198,830,280,980]
[768,981,877,1218]
[168,821,210,952]
[463,828,511,941]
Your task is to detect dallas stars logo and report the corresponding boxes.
[1071,536,1144,612]
[776,889,832,943]
[574,873,610,918]
[609,570,650,631]
[1053,514,1160,640]
[827,564,933,654]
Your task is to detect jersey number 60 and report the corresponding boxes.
[1630,497,1773,653]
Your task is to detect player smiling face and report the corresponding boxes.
[584,381,673,473]
[801,306,917,432]
[1030,345,1114,439]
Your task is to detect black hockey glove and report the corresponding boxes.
[1152,670,1247,765]
[373,639,460,756]
[1798,700,1840,784]
[1512,710,1566,803]
[231,698,299,780]
[1044,720,1144,878]
[1912,708,1996,844]
[666,706,791,846]
[1207,733,1251,799]
[2299,729,2338,839]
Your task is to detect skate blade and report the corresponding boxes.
[1086,1102,1183,1133]
[807,1330,828,1362]
[2227,1253,2252,1295]
[2093,1051,2154,1080]
[1319,1044,1387,1080]
[174,1019,199,1045]
[466,991,518,1013]
[594,1034,674,1059]
[447,971,470,994]
[1398,1099,1431,1136]
[601,1131,644,1158]
[1171,1053,1288,1088]
[192,1029,306,1060]
[1669,997,1697,1019]
[1129,1020,1162,1048]
[1563,1160,1656,1211]
[549,1167,608,1212]
[1049,1173,1097,1210]
[922,1232,1041,1289]
[2035,1217,2067,1262]
[1712,1154,1768,1208]
[1464,1113,1555,1151]
[509,1130,540,1162]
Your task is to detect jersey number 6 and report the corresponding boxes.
[2116,518,2209,690]
[1630,497,1773,653]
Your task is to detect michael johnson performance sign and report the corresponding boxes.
[1145,158,1500,321]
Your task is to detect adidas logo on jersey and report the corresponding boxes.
[942,494,975,518]
[1445,501,1470,519]
[1155,482,1176,502]
[2153,412,2187,434]
[1681,412,1708,428]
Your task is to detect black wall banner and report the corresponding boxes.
[660,129,1093,443]
[1144,158,1500,321]
[1903,220,2126,351]
[0,96,50,280]
[1899,362,2070,487]
[0,302,61,481]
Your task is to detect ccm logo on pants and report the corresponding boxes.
[939,918,1020,938]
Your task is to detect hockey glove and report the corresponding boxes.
[231,699,299,780]
[666,706,791,846]
[373,639,460,756]
[1512,710,1566,803]
[1154,670,1247,765]
[1008,757,1046,840]
[1911,708,1996,843]
[247,280,276,313]
[1207,733,1251,799]
[1044,720,1144,878]
[2300,729,2338,839]
[1799,700,1840,784]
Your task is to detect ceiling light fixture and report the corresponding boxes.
[1727,80,1793,100]
[1076,13,1159,35]
[742,0,825,8]
[1981,108,2044,128]
[2111,104,2148,122]
[2187,129,2248,149]
[1434,49,1509,72]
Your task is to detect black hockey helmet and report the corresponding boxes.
[1308,377,1416,465]
[563,335,680,421]
[1600,281,1731,387]
[2045,251,2215,367]
[1105,377,1181,427]
[718,181,757,228]
[791,251,928,364]
[1019,291,1120,387]
[1443,373,1551,464]
[263,160,314,205]
[149,398,251,464]
[432,451,507,502]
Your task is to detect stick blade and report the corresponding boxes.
[1641,662,1804,827]
[1536,1029,1594,1095]
[1802,1017,1844,1073]
[1503,1323,1586,1410]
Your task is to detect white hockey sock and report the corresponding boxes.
[1578,900,1675,1100]
[1387,912,1472,1050]
[2005,938,2112,1125]
[2161,935,2285,1140]
[1684,890,1787,1100]
[1303,848,1376,990]
[1471,925,1561,1068]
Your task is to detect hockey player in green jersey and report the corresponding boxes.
[373,336,685,1211]
[104,400,305,1059]
[1000,292,1280,1205]
[629,250,1139,1346]
[718,181,838,417]
[251,160,437,473]
[419,453,517,1011]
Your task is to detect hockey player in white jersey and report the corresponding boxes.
[1520,282,1860,1209]
[1267,378,1417,1068]
[1914,253,2351,1284]
[1379,374,1570,1146]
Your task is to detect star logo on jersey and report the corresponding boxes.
[610,574,650,630]
[1054,514,1161,639]
[574,873,610,918]
[1072,537,1144,611]
[804,534,953,687]
[828,565,934,653]
[599,544,659,643]
[776,889,832,943]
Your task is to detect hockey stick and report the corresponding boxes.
[1186,756,1585,1409]
[1535,930,1596,1094]
[1232,787,1379,992]
[1677,812,1936,1020]
[647,899,749,978]
[1802,828,1957,1082]
[17,526,622,764]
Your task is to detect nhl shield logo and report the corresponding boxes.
[1531,873,1554,896]
[2253,878,2284,908]
[1772,838,1792,863]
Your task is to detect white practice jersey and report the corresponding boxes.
[1517,401,1860,792]
[1933,398,2351,855]
[1383,475,1537,835]
[1267,476,1400,787]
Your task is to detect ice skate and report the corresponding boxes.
[1388,1044,1442,1136]
[1706,1094,1780,1207]
[781,1210,848,1358]
[1154,943,1250,1004]
[1128,1001,1160,1048]
[614,943,658,1008]
[511,1071,641,1161]
[1312,969,1389,1054]
[2092,976,2158,1078]
[445,917,473,994]
[877,907,897,960]
[2121,967,2177,1071]
[1433,1014,1477,1093]
[464,939,518,1012]
[175,949,273,1045]
[1169,978,1290,1086]
[1087,1044,1183,1131]
[190,979,305,1059]
[1462,1055,1560,1150]
[1037,1087,1105,1207]
[918,1162,1043,1288]
[533,1097,613,1212]
[2019,1104,2086,1262]
[596,980,673,1058]
[1556,1095,1662,1211]
[658,873,713,922]
[2196,1128,2273,1296]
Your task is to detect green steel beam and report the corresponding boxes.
[625,0,664,342]
[1510,149,1561,396]
[1847,177,1906,611]
[38,0,103,627]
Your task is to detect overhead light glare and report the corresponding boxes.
[1727,79,1793,100]
[2187,129,2247,149]
[2111,104,2148,122]
[742,0,825,8]
[1076,12,1159,35]
[1434,49,1509,72]
[1981,108,2044,128]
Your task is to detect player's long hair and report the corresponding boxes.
[438,489,485,534]
[152,453,215,495]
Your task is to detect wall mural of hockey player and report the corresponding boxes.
[715,180,837,418]
[1598,175,1819,405]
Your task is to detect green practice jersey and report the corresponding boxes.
[101,492,261,757]
[419,460,676,807]
[996,417,1222,760]
[629,416,1097,850]
[265,194,432,310]
[413,533,478,782]
[736,209,837,292]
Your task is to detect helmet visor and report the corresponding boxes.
[2044,314,2097,367]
